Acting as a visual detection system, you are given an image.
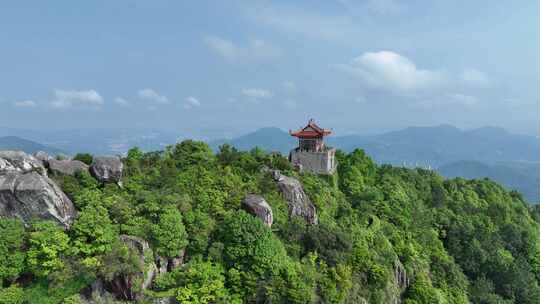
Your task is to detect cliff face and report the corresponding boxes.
[0,151,76,227]
[272,170,318,225]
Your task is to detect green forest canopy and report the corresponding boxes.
[2,140,540,303]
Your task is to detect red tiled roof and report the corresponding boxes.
[290,119,332,138]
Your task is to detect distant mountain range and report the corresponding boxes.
[0,127,180,155]
[210,125,540,167]
[209,125,540,203]
[0,136,64,155]
[438,161,540,203]
[5,124,540,202]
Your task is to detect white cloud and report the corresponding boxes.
[334,51,447,93]
[138,89,169,104]
[184,96,201,109]
[204,36,281,63]
[13,100,36,108]
[241,88,273,101]
[114,97,129,106]
[50,89,104,108]
[460,68,490,87]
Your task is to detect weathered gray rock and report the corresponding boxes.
[272,172,318,225]
[271,169,282,182]
[155,255,168,275]
[153,297,178,304]
[48,158,89,176]
[242,194,273,227]
[110,235,157,301]
[169,250,185,271]
[0,150,46,175]
[33,151,52,167]
[394,259,409,291]
[0,171,76,228]
[90,156,123,185]
[156,249,185,275]
[389,259,409,304]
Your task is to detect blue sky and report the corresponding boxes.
[1,0,540,138]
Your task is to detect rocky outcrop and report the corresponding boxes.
[0,171,76,227]
[271,170,318,225]
[156,255,168,275]
[242,194,273,227]
[109,235,157,301]
[393,259,409,291]
[48,158,89,176]
[0,150,46,175]
[90,156,123,186]
[389,259,409,304]
[169,251,185,271]
[156,249,186,275]
[153,297,178,304]
[33,151,52,167]
[0,151,76,228]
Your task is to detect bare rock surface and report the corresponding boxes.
[153,298,178,304]
[0,150,46,175]
[271,170,318,225]
[33,151,52,167]
[0,171,76,227]
[109,235,157,301]
[48,158,89,176]
[242,194,273,227]
[90,156,123,185]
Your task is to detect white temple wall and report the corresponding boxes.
[289,148,337,174]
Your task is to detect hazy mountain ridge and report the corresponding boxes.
[0,127,180,155]
[438,160,540,203]
[6,125,540,203]
[211,125,540,167]
[0,136,64,155]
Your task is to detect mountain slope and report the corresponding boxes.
[0,136,64,155]
[3,142,540,303]
[438,160,540,203]
[209,127,296,154]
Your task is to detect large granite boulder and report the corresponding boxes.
[242,194,273,227]
[0,150,46,175]
[90,156,124,185]
[90,156,123,185]
[48,159,89,176]
[272,171,318,225]
[0,171,76,228]
[109,235,157,301]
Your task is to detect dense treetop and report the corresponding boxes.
[1,140,540,303]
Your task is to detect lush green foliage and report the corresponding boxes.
[72,153,93,166]
[27,221,70,277]
[3,140,540,303]
[0,219,25,285]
